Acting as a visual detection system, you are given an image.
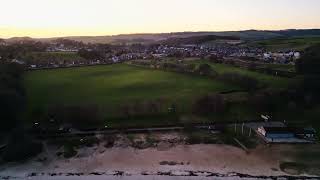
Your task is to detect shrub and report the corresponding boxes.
[196,63,217,77]
[184,63,196,72]
[2,129,43,162]
[63,144,77,158]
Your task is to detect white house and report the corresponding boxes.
[11,59,25,65]
[293,52,301,60]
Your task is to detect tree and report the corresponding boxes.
[0,62,26,131]
[0,90,25,130]
[295,44,320,100]
[2,128,42,162]
[184,63,196,72]
[78,48,102,60]
[197,63,217,76]
[295,44,320,75]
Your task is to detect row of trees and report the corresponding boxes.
[0,61,43,162]
[131,60,262,91]
[78,48,104,60]
[0,62,26,131]
[130,60,218,77]
[0,41,48,60]
[295,44,320,104]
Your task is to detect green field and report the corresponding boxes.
[25,64,240,119]
[249,36,320,51]
[263,64,296,72]
[184,60,295,89]
[24,62,304,128]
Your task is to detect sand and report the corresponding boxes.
[0,144,287,179]
[1,133,319,179]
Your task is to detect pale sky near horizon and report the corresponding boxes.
[0,0,320,38]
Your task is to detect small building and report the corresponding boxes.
[11,59,25,65]
[258,126,295,139]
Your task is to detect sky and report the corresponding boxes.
[0,0,320,38]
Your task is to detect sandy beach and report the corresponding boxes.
[0,133,319,179]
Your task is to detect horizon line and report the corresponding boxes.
[1,28,320,39]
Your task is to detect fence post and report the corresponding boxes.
[241,123,244,135]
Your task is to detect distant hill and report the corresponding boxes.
[3,29,320,44]
[5,36,35,43]
[160,35,240,45]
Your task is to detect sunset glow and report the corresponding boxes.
[1,0,320,38]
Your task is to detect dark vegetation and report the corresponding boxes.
[1,128,42,162]
[295,44,320,102]
[5,29,318,44]
[161,35,239,46]
[0,40,47,60]
[47,105,101,129]
[78,48,104,60]
[52,136,100,158]
[130,60,218,77]
[24,52,85,65]
[0,60,42,162]
[0,62,25,131]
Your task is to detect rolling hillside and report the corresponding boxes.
[4,29,320,44]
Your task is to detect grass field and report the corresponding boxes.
[24,64,239,120]
[24,62,306,128]
[184,60,295,89]
[249,36,320,51]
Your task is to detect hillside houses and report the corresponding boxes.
[263,51,301,63]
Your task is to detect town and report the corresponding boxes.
[1,37,300,70]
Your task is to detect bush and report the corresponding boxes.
[160,62,179,70]
[196,63,217,77]
[184,64,196,72]
[0,62,26,132]
[2,129,43,162]
[63,144,77,158]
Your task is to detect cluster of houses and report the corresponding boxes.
[263,51,301,64]
[153,44,266,60]
[151,44,301,65]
